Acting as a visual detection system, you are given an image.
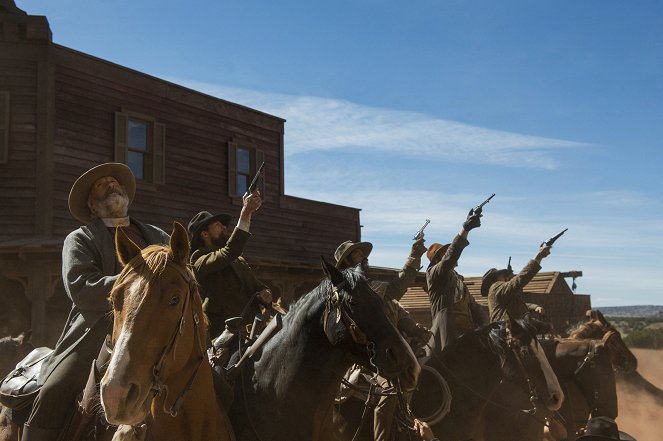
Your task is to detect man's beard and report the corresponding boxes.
[211,234,229,248]
[89,189,129,218]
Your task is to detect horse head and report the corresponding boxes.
[553,337,619,422]
[320,258,419,389]
[570,309,637,373]
[491,316,564,412]
[101,222,205,426]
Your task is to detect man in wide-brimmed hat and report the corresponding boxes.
[483,243,550,323]
[426,208,488,354]
[22,163,168,441]
[334,237,428,441]
[188,191,272,339]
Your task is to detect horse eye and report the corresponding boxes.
[169,296,180,306]
[346,297,359,306]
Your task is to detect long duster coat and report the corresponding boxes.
[39,218,168,383]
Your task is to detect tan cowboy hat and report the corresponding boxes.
[68,163,136,224]
[480,267,514,297]
[334,240,373,268]
[426,243,449,262]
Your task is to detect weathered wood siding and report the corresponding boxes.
[0,57,38,240]
[47,44,359,262]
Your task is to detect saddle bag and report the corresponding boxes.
[0,347,52,410]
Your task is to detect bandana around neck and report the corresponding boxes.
[101,216,130,228]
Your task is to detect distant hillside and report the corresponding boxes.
[600,305,663,318]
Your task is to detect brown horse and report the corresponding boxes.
[481,310,636,441]
[100,223,235,441]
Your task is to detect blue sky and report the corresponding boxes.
[22,0,663,306]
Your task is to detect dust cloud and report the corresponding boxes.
[615,349,663,441]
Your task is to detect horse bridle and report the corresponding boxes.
[106,258,205,418]
[323,279,370,348]
[505,327,541,415]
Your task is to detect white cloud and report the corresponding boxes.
[171,79,591,169]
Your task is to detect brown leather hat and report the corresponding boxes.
[68,163,136,224]
[480,267,513,297]
[334,240,373,269]
[426,243,449,262]
[187,211,231,245]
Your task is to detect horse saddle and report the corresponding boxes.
[0,346,52,410]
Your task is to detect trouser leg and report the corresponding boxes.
[374,377,398,441]
[22,326,106,441]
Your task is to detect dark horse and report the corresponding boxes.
[335,316,563,441]
[228,260,419,441]
[481,310,637,441]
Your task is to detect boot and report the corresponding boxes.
[20,424,61,441]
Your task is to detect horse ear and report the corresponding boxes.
[320,256,344,286]
[169,222,190,265]
[594,310,609,326]
[116,226,142,266]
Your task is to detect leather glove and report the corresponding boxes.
[463,209,482,231]
[410,237,427,259]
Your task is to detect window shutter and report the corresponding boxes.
[0,91,9,164]
[114,112,128,164]
[255,149,265,196]
[228,142,237,197]
[153,122,166,185]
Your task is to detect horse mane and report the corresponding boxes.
[108,244,204,326]
[568,320,607,339]
[275,268,363,336]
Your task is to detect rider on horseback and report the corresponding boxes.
[334,238,429,441]
[187,192,276,341]
[20,163,169,441]
[482,243,550,323]
[425,207,489,353]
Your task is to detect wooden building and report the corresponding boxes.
[0,2,361,345]
[400,271,591,334]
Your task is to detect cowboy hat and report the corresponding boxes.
[68,162,136,224]
[187,211,232,248]
[576,416,636,441]
[426,243,449,263]
[480,267,514,297]
[334,240,373,269]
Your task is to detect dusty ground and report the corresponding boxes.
[616,348,663,441]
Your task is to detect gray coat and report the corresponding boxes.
[39,218,168,383]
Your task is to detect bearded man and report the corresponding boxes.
[21,163,169,441]
[188,192,271,340]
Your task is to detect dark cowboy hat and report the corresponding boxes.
[68,162,136,224]
[334,240,373,269]
[426,243,449,263]
[576,416,636,441]
[480,267,514,297]
[187,211,232,247]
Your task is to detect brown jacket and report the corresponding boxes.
[426,234,487,351]
[487,259,541,322]
[190,228,266,328]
